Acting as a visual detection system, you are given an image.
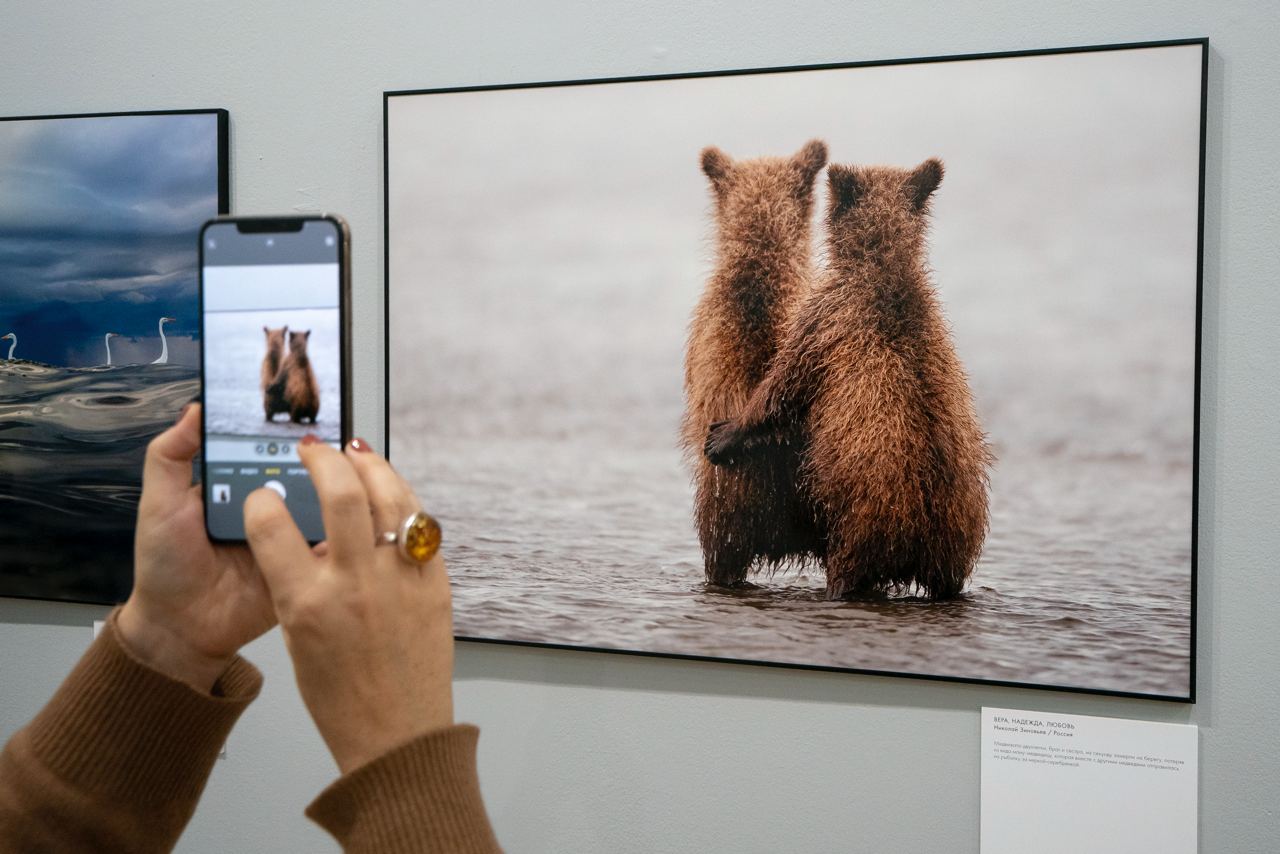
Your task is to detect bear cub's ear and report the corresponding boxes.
[791,139,829,182]
[906,158,944,210]
[700,146,734,191]
[828,165,863,214]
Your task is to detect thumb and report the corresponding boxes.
[244,487,314,608]
[140,402,201,511]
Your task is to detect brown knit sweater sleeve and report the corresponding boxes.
[307,725,503,853]
[0,610,261,853]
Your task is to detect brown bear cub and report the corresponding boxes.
[264,329,320,424]
[682,139,829,587]
[706,159,991,600]
[261,326,288,420]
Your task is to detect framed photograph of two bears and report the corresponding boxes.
[386,39,1206,701]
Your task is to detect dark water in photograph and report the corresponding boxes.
[0,361,196,603]
[389,48,1198,697]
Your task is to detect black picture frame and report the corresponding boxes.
[0,108,230,606]
[384,39,1206,702]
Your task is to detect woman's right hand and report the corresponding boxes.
[243,436,455,774]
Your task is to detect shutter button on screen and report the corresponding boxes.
[264,480,287,499]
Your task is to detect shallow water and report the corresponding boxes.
[387,221,1194,697]
[0,361,196,602]
[396,427,1190,697]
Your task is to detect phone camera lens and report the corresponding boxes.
[266,238,275,247]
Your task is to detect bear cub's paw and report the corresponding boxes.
[705,420,747,466]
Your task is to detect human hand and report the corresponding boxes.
[244,436,454,774]
[117,404,277,693]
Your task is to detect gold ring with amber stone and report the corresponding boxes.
[376,511,442,564]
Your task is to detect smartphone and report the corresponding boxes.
[198,215,351,542]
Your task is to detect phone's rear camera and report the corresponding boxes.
[265,238,275,247]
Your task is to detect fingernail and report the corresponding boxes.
[176,402,193,424]
[301,434,319,446]
[349,437,373,453]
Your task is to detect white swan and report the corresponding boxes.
[151,316,176,364]
[104,332,120,366]
[1,332,14,360]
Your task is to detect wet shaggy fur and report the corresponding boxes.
[264,329,320,424]
[681,139,829,587]
[260,326,288,420]
[706,159,992,600]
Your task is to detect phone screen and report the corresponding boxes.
[199,218,345,542]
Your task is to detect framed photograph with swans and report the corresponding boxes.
[385,40,1205,700]
[0,109,228,604]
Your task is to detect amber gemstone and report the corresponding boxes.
[402,512,442,563]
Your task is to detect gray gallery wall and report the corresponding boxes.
[1,1,1277,851]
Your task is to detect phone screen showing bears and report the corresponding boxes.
[199,217,345,542]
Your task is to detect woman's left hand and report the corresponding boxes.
[117,404,277,692]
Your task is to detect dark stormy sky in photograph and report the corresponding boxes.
[0,113,221,367]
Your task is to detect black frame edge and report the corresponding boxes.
[384,37,1210,99]
[1187,37,1210,705]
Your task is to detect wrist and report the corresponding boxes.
[329,701,455,774]
[116,601,233,694]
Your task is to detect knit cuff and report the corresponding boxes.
[307,724,501,853]
[23,608,261,806]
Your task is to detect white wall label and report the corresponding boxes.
[981,707,1197,854]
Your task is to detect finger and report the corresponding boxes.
[140,403,201,511]
[298,437,375,568]
[244,487,315,605]
[344,437,418,544]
